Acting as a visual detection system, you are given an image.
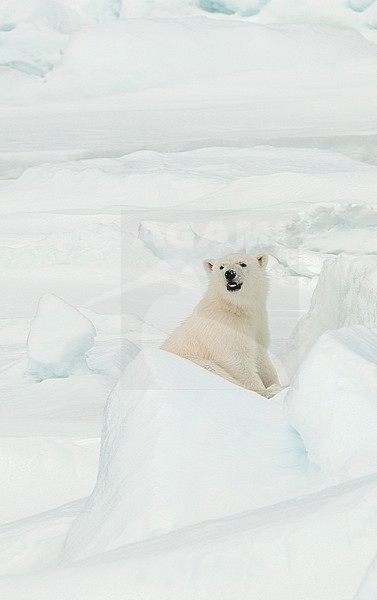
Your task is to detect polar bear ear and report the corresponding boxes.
[203,259,214,273]
[256,253,268,268]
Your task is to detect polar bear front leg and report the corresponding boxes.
[188,358,280,399]
[241,371,273,397]
[190,358,243,387]
[256,348,280,389]
[204,360,275,399]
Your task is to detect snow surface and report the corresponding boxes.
[0,1,376,598]
[63,349,309,560]
[27,293,97,380]
[125,0,377,33]
[286,326,377,478]
[282,255,377,376]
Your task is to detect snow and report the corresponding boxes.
[0,1,122,82]
[0,0,122,33]
[124,0,377,33]
[41,18,375,101]
[1,18,376,177]
[283,255,377,375]
[0,1,376,598]
[2,475,377,599]
[0,437,99,524]
[27,294,97,379]
[63,349,308,560]
[286,326,377,478]
[355,553,377,600]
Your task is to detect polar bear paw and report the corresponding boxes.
[262,384,285,399]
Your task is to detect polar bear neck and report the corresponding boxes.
[198,284,267,320]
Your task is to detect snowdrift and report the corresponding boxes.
[6,472,377,600]
[27,294,96,380]
[286,326,377,478]
[0,436,98,525]
[0,0,122,82]
[18,18,377,102]
[63,348,308,561]
[125,0,377,35]
[63,329,377,564]
[355,552,377,600]
[4,146,375,212]
[1,18,376,172]
[0,498,84,576]
[139,203,377,268]
[282,255,377,376]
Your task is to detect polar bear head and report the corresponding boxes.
[203,252,268,307]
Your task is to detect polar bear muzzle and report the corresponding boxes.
[224,269,243,292]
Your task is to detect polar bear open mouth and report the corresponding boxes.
[226,281,243,292]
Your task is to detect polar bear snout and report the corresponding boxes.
[225,269,237,281]
[224,268,243,292]
[224,268,242,292]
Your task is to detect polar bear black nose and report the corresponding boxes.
[225,269,237,281]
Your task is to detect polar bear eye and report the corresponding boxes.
[239,263,247,267]
[219,265,224,270]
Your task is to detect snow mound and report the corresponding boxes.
[281,203,377,256]
[125,0,377,34]
[355,552,377,600]
[0,437,98,525]
[199,0,377,33]
[0,0,121,34]
[0,22,65,77]
[282,255,377,376]
[138,201,377,271]
[6,474,377,599]
[16,18,377,104]
[286,326,377,478]
[63,348,308,561]
[27,294,96,380]
[0,1,122,81]
[0,224,122,269]
[4,147,374,209]
[0,498,84,576]
[139,219,233,262]
[86,338,140,378]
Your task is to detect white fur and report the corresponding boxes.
[161,253,281,398]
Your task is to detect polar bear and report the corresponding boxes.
[161,253,282,398]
